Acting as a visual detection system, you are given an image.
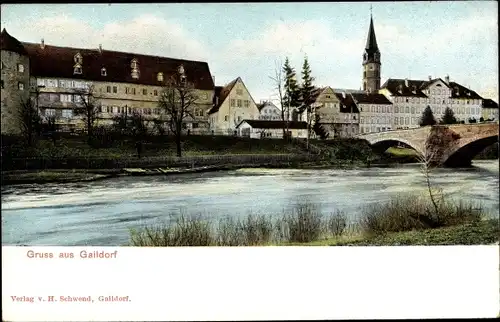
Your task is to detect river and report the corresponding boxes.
[1,160,498,246]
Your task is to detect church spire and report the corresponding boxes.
[365,14,379,53]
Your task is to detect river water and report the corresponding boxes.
[2,160,498,246]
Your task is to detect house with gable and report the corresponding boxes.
[207,77,260,135]
[257,100,281,120]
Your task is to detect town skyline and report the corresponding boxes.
[1,2,498,103]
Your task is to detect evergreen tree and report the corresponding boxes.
[440,107,457,124]
[300,55,315,114]
[419,105,437,126]
[282,57,301,118]
[300,55,316,149]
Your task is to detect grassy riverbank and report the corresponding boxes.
[129,194,497,246]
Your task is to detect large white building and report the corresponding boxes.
[379,76,484,129]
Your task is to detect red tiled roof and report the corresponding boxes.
[1,29,27,55]
[21,42,214,90]
[208,78,239,114]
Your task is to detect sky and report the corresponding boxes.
[1,2,498,103]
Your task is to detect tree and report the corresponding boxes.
[152,118,167,136]
[74,84,101,145]
[112,110,130,135]
[129,111,149,138]
[157,67,198,157]
[300,55,316,150]
[269,59,288,139]
[440,107,457,125]
[17,96,42,146]
[283,57,301,134]
[419,105,436,126]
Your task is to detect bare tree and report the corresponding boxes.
[157,67,198,157]
[417,139,442,219]
[74,84,101,145]
[17,96,42,146]
[269,59,288,139]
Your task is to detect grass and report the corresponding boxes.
[386,147,418,157]
[129,196,495,247]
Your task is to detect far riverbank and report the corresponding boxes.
[1,159,400,186]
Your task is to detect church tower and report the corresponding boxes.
[362,13,381,93]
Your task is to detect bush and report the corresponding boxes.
[359,194,483,235]
[130,202,349,246]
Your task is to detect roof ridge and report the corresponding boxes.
[21,41,209,64]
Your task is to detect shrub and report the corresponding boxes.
[359,194,484,236]
[281,202,323,243]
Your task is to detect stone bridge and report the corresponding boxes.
[358,123,499,167]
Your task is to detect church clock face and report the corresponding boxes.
[369,65,374,71]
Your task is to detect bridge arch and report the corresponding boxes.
[368,137,424,157]
[442,135,498,167]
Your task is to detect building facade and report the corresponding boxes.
[379,77,484,129]
[1,29,31,134]
[481,99,499,121]
[237,120,308,139]
[1,29,215,135]
[257,101,281,120]
[350,92,393,133]
[208,77,260,135]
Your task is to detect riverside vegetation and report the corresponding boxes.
[129,194,498,246]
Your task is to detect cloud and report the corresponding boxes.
[6,14,209,62]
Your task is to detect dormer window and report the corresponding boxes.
[130,59,139,79]
[73,64,82,75]
[157,72,164,82]
[74,53,83,65]
[101,68,107,76]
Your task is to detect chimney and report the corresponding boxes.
[98,44,102,53]
[428,75,432,81]
[404,78,409,87]
[445,75,450,84]
[40,38,45,49]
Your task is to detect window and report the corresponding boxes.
[131,59,138,69]
[101,68,107,76]
[395,106,399,113]
[0,80,3,89]
[406,98,409,103]
[143,89,147,95]
[106,106,112,113]
[62,109,73,118]
[18,82,24,90]
[125,87,129,94]
[411,107,415,114]
[113,86,117,93]
[132,88,136,95]
[244,100,250,108]
[17,64,24,73]
[74,53,83,64]
[45,108,56,116]
[106,86,111,93]
[154,90,158,96]
[236,88,243,95]
[405,107,409,113]
[237,116,241,122]
[230,99,235,107]
[395,117,399,125]
[113,106,119,114]
[237,99,242,107]
[157,72,164,82]
[225,115,228,121]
